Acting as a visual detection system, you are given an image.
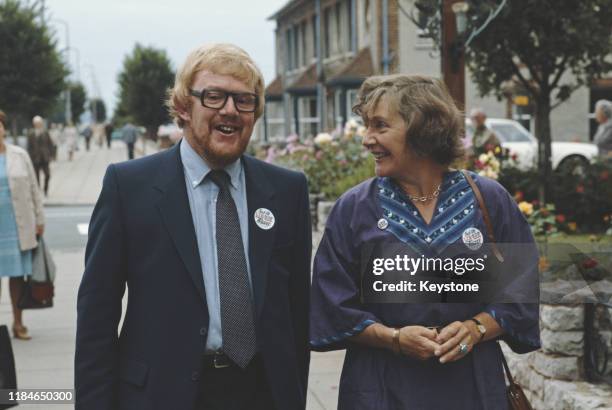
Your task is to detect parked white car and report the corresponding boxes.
[465,118,598,171]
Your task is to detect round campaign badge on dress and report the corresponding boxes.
[462,227,484,250]
[377,218,389,230]
[254,208,275,230]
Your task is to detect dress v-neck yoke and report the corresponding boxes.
[376,171,477,255]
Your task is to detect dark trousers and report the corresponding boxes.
[33,161,50,195]
[85,137,91,151]
[106,134,112,148]
[196,355,275,410]
[127,142,135,160]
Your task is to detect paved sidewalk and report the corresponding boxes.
[45,138,157,205]
[0,139,344,409]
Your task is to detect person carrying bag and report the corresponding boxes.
[18,236,55,310]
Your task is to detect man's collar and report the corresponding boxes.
[180,137,242,189]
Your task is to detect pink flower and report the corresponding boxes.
[265,147,277,163]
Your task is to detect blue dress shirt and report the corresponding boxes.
[180,138,252,352]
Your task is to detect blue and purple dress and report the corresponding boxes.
[310,170,540,410]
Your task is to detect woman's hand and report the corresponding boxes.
[36,224,45,236]
[398,326,440,360]
[435,321,474,363]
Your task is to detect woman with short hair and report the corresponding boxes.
[310,75,540,409]
[0,110,45,340]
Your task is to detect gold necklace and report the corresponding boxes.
[407,184,442,203]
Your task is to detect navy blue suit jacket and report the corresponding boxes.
[75,143,311,410]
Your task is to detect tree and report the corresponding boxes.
[412,0,612,202]
[70,82,87,123]
[116,44,174,138]
[48,82,87,124]
[89,98,107,123]
[0,0,68,133]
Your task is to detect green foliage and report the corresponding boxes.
[89,98,107,122]
[70,82,87,123]
[48,81,87,124]
[0,0,68,131]
[463,0,612,105]
[116,44,174,137]
[274,136,375,200]
[414,0,612,201]
[524,203,563,238]
[498,159,612,233]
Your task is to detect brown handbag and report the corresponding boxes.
[18,238,55,309]
[460,170,533,410]
[501,350,534,410]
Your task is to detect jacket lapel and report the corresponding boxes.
[243,156,276,318]
[154,144,206,302]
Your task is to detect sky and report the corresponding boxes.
[45,0,288,116]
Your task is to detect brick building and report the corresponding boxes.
[263,0,402,140]
[261,0,611,143]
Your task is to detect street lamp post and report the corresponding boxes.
[52,18,72,124]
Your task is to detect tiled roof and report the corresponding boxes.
[286,64,318,94]
[327,48,373,86]
[265,76,283,99]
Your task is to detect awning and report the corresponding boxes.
[265,76,283,101]
[326,47,373,88]
[286,64,318,96]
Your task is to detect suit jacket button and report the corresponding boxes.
[200,327,207,336]
[192,371,200,382]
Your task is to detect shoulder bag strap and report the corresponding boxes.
[460,170,504,263]
[499,347,516,385]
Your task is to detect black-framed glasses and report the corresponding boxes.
[189,89,258,113]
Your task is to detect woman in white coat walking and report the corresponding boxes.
[0,110,45,340]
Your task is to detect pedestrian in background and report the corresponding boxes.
[0,110,45,341]
[469,108,501,155]
[594,99,612,158]
[26,115,54,196]
[48,123,61,161]
[63,121,79,161]
[81,125,93,152]
[121,122,139,160]
[104,122,114,149]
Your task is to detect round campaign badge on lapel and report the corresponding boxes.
[462,227,484,250]
[377,218,389,230]
[254,208,275,230]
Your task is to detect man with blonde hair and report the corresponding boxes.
[76,43,311,410]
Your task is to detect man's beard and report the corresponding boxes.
[189,130,250,169]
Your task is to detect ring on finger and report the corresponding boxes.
[459,343,469,355]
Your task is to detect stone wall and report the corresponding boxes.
[503,304,612,410]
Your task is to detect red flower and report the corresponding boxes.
[511,153,518,161]
[556,214,566,223]
[600,171,609,181]
[582,258,598,270]
[576,185,585,193]
[514,191,524,201]
[531,200,539,207]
